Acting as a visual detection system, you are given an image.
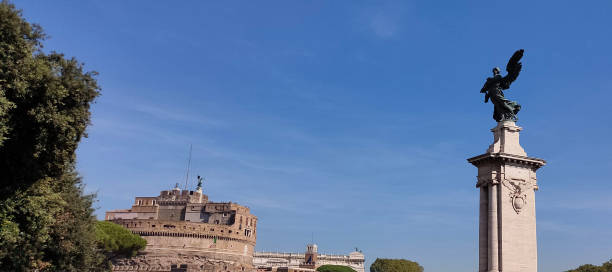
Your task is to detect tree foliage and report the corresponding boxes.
[95,221,147,260]
[0,0,98,194]
[370,258,424,272]
[566,259,612,272]
[316,264,357,272]
[0,1,103,270]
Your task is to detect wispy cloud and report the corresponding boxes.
[132,103,226,127]
[370,12,399,38]
[358,2,408,39]
[90,117,202,146]
[196,144,310,175]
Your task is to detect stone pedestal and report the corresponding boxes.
[468,121,546,272]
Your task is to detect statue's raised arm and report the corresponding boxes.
[480,49,525,122]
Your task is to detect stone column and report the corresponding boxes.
[479,186,488,272]
[468,121,546,272]
[488,184,499,272]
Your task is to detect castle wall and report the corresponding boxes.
[185,204,206,222]
[158,204,187,221]
[107,187,257,272]
[112,219,256,246]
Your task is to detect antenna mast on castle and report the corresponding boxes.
[184,144,192,190]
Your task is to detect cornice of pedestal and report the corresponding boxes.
[467,152,546,170]
[468,121,546,171]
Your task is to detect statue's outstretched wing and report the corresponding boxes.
[501,49,524,90]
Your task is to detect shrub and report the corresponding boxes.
[94,221,147,259]
[317,264,357,272]
[370,258,423,272]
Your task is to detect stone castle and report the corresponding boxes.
[254,244,365,272]
[106,182,257,272]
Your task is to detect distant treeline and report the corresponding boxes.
[566,259,612,272]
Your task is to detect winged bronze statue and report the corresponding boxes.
[480,49,524,122]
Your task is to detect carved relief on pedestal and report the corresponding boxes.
[501,178,536,214]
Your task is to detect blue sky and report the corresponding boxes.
[17,1,612,271]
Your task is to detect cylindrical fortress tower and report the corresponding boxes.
[106,186,257,272]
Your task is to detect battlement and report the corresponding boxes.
[158,188,208,203]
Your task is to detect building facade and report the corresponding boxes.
[106,183,257,272]
[253,244,364,272]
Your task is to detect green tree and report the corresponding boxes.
[0,1,103,271]
[566,259,612,272]
[566,264,604,272]
[370,258,424,272]
[95,221,147,260]
[316,264,357,272]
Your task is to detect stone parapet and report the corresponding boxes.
[111,219,256,245]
